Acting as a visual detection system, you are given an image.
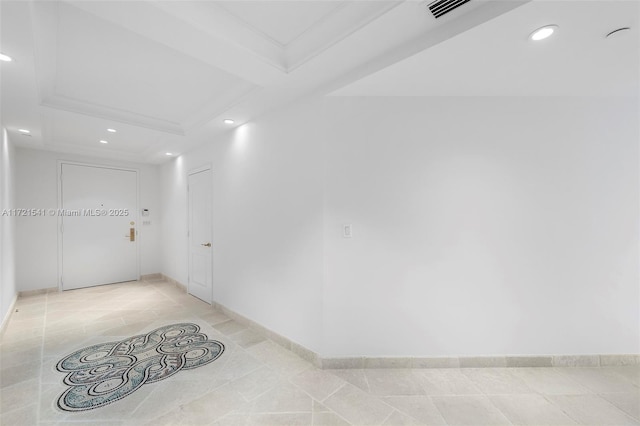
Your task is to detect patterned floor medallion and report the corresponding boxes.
[55,323,224,411]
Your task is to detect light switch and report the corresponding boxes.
[343,224,352,238]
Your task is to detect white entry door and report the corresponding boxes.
[60,164,138,290]
[188,168,212,303]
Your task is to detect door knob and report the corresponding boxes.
[201,243,212,247]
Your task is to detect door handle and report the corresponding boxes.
[201,243,212,247]
[124,228,135,241]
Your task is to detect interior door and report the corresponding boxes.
[188,168,213,303]
[61,164,138,290]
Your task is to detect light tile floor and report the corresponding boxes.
[1,278,638,425]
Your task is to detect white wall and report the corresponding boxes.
[160,152,190,286]
[161,96,639,358]
[0,128,17,327]
[14,148,162,291]
[161,98,326,352]
[321,97,639,357]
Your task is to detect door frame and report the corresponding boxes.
[187,164,213,303]
[57,160,140,291]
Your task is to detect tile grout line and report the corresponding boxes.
[287,376,354,425]
[480,393,516,426]
[426,394,451,426]
[549,367,597,395]
[309,395,314,426]
[326,379,408,425]
[388,369,450,424]
[379,408,395,425]
[362,369,372,394]
[37,290,50,424]
[320,382,348,403]
[594,392,640,423]
[540,393,584,425]
[377,395,424,425]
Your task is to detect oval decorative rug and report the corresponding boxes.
[55,322,224,411]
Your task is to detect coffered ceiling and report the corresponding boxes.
[39,2,256,134]
[1,0,529,163]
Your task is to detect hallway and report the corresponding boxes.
[1,279,638,425]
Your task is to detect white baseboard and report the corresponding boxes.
[0,293,18,338]
[321,354,640,369]
[159,274,187,292]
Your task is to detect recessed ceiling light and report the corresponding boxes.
[99,140,108,144]
[223,119,235,125]
[530,25,558,41]
[0,53,13,62]
[18,129,30,134]
[165,152,173,156]
[107,128,117,133]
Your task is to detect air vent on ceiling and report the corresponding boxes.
[428,0,472,19]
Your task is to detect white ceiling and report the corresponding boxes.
[332,0,639,96]
[3,0,632,164]
[53,3,255,131]
[216,1,343,46]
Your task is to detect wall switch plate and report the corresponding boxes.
[343,224,352,238]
